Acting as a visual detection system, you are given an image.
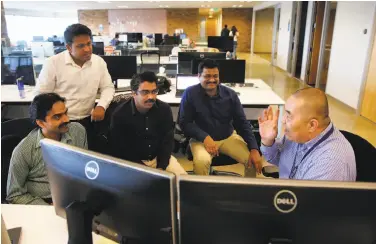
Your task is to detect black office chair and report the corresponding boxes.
[157,45,174,57]
[94,93,133,155]
[1,118,37,203]
[1,118,36,138]
[340,130,376,182]
[140,51,160,73]
[1,135,23,203]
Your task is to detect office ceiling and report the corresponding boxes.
[3,1,258,13]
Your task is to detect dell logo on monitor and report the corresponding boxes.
[85,161,99,180]
[274,190,298,213]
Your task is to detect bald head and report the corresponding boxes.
[291,88,330,126]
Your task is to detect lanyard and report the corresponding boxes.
[289,126,335,179]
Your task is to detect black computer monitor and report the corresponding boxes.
[191,59,246,83]
[178,52,226,74]
[92,42,105,55]
[40,139,177,244]
[155,33,163,46]
[127,33,143,43]
[1,56,35,85]
[100,55,137,84]
[207,36,234,52]
[178,175,376,244]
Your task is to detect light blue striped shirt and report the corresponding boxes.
[260,123,356,181]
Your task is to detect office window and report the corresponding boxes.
[5,15,78,45]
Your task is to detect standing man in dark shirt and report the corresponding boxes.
[108,71,187,175]
[221,24,230,37]
[179,59,262,176]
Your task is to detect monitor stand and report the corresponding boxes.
[65,201,144,244]
[66,201,95,244]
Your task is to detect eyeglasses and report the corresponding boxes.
[203,74,219,80]
[137,89,159,96]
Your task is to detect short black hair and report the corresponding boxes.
[130,71,158,91]
[115,33,119,38]
[198,58,220,74]
[29,93,66,125]
[224,24,228,28]
[64,23,92,45]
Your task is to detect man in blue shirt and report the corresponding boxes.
[179,59,262,175]
[258,88,356,181]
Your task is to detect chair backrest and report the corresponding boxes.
[157,45,175,56]
[1,118,36,138]
[1,135,23,203]
[1,118,36,203]
[93,93,133,154]
[140,51,160,64]
[340,130,376,182]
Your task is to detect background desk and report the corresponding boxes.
[34,56,177,66]
[136,56,178,65]
[1,79,284,133]
[1,204,115,244]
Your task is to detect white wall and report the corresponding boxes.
[276,1,293,70]
[216,13,223,36]
[300,1,314,81]
[252,1,279,54]
[254,2,280,11]
[252,1,293,70]
[326,2,376,109]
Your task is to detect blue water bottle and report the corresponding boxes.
[16,76,26,99]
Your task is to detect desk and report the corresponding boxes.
[33,56,177,66]
[136,56,178,65]
[116,78,285,133]
[1,79,284,133]
[1,204,115,244]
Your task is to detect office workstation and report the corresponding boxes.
[2,140,376,244]
[2,1,376,244]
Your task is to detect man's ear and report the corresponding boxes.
[36,119,46,129]
[308,119,319,133]
[65,43,72,53]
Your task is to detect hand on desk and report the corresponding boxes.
[248,149,263,174]
[258,106,279,147]
[203,136,219,156]
[91,106,105,122]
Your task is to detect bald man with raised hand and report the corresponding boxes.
[259,88,356,181]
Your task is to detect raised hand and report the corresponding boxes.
[258,106,279,146]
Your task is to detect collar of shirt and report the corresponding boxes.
[130,98,159,116]
[35,128,73,149]
[301,122,334,152]
[198,84,224,98]
[64,50,92,68]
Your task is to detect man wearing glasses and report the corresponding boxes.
[179,59,263,176]
[108,71,187,175]
[36,24,115,150]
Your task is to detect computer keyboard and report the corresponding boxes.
[175,90,184,98]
